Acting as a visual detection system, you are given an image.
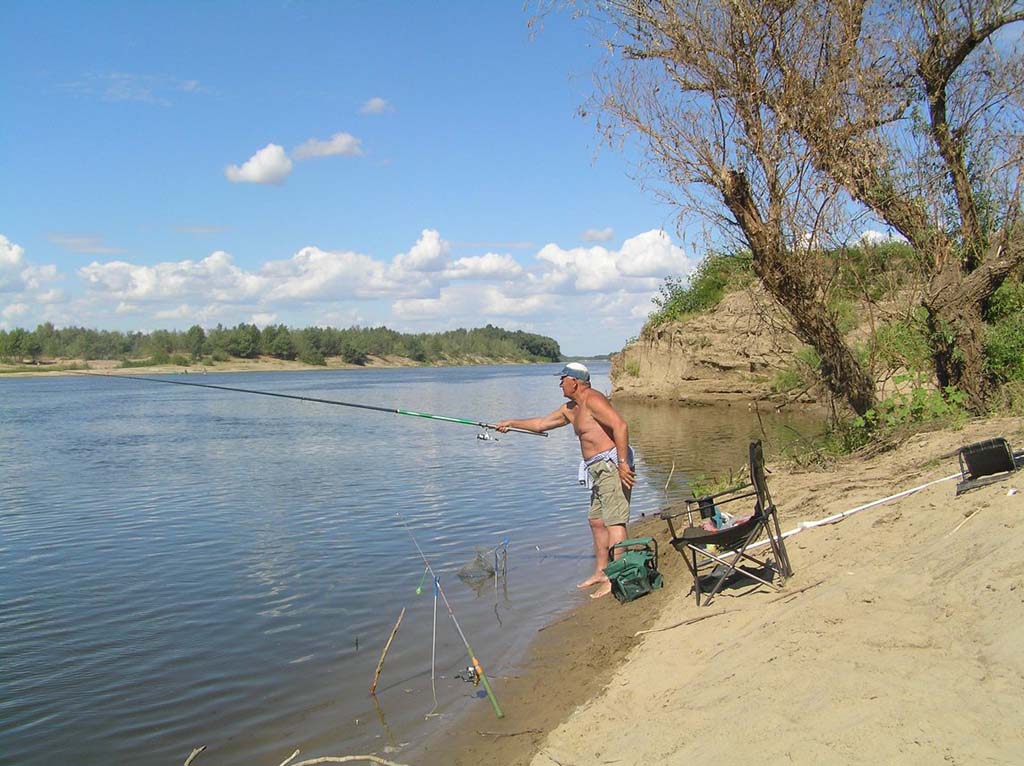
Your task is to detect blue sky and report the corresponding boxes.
[1,1,694,355]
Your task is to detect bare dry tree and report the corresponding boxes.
[570,0,1024,414]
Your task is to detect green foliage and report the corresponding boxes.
[853,373,969,431]
[686,472,747,499]
[185,325,206,360]
[869,309,933,374]
[829,300,859,334]
[298,348,326,366]
[2,322,561,367]
[340,339,369,366]
[623,359,640,377]
[645,251,754,329]
[983,276,1024,383]
[985,313,1024,382]
[771,346,821,393]
[826,241,920,300]
[988,278,1024,320]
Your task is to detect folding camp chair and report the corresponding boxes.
[660,441,792,606]
[955,437,1023,495]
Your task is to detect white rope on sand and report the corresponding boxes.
[746,471,962,551]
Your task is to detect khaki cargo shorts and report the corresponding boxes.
[587,459,632,526]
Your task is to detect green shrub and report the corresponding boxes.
[645,251,754,329]
[772,346,822,393]
[988,278,1024,321]
[870,309,933,374]
[299,348,327,366]
[985,313,1024,382]
[830,299,859,334]
[853,373,968,431]
[771,366,803,393]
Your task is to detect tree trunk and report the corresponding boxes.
[923,239,1021,413]
[721,169,876,415]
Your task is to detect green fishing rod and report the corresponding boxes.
[72,371,547,437]
[397,513,504,719]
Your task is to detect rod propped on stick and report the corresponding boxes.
[72,371,546,436]
[397,513,505,719]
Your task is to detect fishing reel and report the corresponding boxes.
[455,665,480,686]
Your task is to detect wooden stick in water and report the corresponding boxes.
[370,607,406,695]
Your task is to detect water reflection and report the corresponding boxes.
[616,397,825,505]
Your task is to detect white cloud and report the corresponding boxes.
[444,253,523,280]
[0,235,66,327]
[393,285,551,322]
[79,251,263,303]
[36,288,66,303]
[853,229,908,246]
[617,229,690,277]
[154,304,195,320]
[1,235,25,273]
[293,132,364,160]
[393,229,451,273]
[582,227,614,242]
[225,144,293,185]
[2,302,29,319]
[536,229,692,292]
[262,246,397,301]
[1,234,63,296]
[48,233,125,254]
[537,243,621,291]
[250,312,277,327]
[360,97,391,114]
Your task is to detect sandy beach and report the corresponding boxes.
[425,416,1024,766]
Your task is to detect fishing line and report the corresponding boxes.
[397,513,504,719]
[71,370,547,437]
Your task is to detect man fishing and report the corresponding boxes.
[496,362,635,599]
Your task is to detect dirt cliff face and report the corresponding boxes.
[611,288,810,406]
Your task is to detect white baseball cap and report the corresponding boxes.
[557,362,590,382]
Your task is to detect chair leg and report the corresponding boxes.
[691,548,701,606]
[768,510,793,578]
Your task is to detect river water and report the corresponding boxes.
[0,362,823,764]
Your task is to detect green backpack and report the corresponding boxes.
[603,537,664,603]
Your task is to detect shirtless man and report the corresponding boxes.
[496,362,635,599]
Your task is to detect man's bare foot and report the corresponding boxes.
[589,581,613,599]
[577,574,607,589]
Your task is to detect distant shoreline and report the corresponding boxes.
[0,354,568,379]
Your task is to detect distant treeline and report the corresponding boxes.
[0,322,562,367]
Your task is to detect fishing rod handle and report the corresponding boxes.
[485,424,549,437]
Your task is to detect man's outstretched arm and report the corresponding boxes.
[496,407,569,434]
